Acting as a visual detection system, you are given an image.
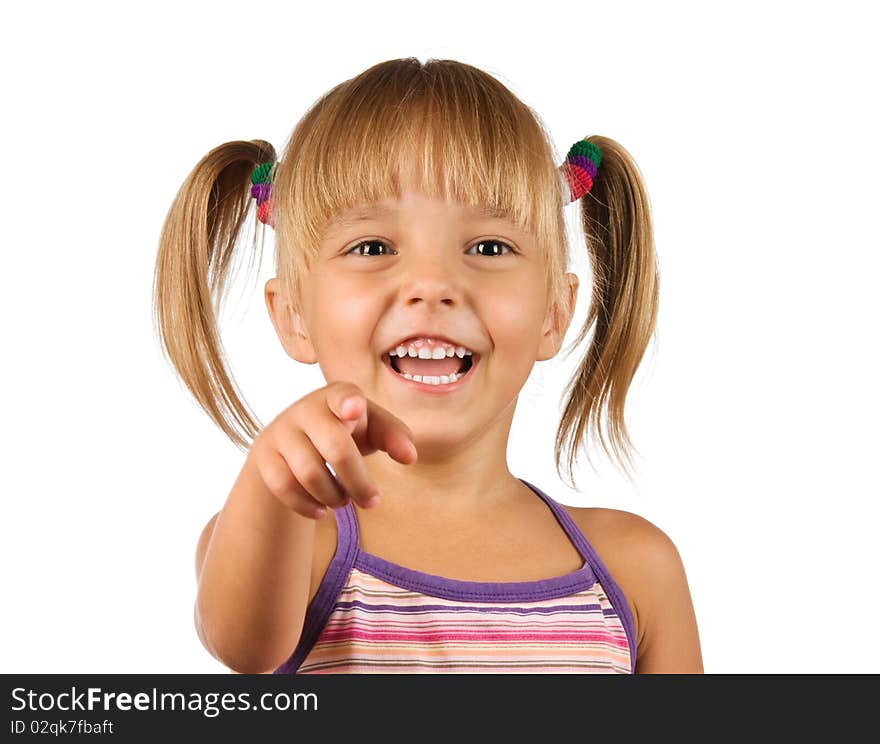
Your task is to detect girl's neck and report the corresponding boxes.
[362,451,523,521]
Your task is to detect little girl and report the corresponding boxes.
[154,57,702,674]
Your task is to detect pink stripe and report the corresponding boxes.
[320,629,627,644]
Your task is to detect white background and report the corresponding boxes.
[1,1,877,673]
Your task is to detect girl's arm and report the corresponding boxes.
[630,524,703,674]
[194,453,317,673]
[192,382,415,673]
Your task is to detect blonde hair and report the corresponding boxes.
[153,57,659,488]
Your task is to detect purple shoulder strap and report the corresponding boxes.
[519,478,638,673]
[273,503,358,674]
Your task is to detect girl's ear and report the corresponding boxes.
[264,277,318,364]
[536,272,579,362]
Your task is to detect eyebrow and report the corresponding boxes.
[330,204,396,230]
[327,203,517,233]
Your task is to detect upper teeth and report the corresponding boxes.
[388,339,474,359]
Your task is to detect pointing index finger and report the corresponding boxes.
[325,384,416,464]
[362,397,417,465]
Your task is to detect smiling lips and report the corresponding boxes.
[382,336,477,387]
[383,348,477,387]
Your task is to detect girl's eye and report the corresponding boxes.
[345,240,394,257]
[466,239,515,257]
[345,239,515,257]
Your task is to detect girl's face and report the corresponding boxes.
[270,181,578,460]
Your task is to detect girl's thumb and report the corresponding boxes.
[340,395,362,419]
[337,393,368,437]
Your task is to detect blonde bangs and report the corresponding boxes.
[272,58,567,305]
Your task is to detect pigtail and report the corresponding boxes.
[555,135,660,487]
[153,139,277,451]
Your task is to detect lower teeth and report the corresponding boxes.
[403,371,461,385]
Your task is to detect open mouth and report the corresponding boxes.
[382,351,478,387]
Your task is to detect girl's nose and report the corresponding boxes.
[398,252,462,307]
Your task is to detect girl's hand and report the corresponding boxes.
[247,381,418,519]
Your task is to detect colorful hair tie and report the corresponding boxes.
[559,139,603,204]
[250,161,277,228]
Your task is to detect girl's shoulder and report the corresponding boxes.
[559,505,685,660]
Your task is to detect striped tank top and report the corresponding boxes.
[274,479,637,674]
